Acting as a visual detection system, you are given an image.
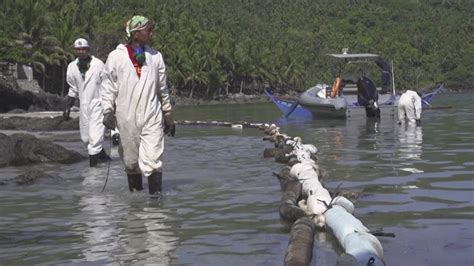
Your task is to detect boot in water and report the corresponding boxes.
[98,149,111,161]
[127,173,143,192]
[89,153,100,167]
[148,172,162,195]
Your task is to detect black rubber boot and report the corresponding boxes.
[148,172,162,195]
[365,106,381,118]
[127,173,143,192]
[98,149,111,161]
[89,154,99,167]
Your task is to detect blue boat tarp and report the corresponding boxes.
[264,90,312,119]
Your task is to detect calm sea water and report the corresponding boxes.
[0,92,472,265]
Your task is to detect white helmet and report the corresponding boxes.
[73,38,89,48]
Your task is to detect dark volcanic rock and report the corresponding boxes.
[0,133,15,166]
[13,171,62,185]
[0,116,79,131]
[0,170,63,186]
[0,79,35,112]
[7,108,27,113]
[0,79,67,112]
[0,133,85,167]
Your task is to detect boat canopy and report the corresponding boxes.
[327,53,379,59]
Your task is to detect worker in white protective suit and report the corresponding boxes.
[398,89,422,125]
[101,15,175,195]
[63,38,111,167]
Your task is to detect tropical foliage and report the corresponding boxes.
[0,0,472,97]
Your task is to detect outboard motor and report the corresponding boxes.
[357,77,380,118]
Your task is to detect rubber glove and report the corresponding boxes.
[103,112,116,130]
[63,96,76,120]
[163,111,175,137]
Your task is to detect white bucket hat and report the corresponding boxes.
[73,38,89,48]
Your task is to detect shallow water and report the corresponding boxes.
[0,92,473,265]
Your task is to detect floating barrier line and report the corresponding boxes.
[176,120,265,129]
[259,123,387,266]
[174,119,388,265]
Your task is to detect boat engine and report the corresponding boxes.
[357,77,380,118]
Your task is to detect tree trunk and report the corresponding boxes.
[51,67,55,94]
[43,73,46,92]
[61,61,66,96]
[189,80,195,99]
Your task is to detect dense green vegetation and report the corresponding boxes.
[1,0,472,97]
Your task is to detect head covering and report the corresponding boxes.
[73,38,89,48]
[126,15,151,39]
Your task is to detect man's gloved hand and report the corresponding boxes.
[63,108,71,120]
[163,111,175,137]
[416,119,421,126]
[63,96,75,121]
[103,112,116,130]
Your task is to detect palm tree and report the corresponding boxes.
[48,5,78,95]
[13,0,50,89]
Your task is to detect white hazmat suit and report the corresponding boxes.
[67,56,106,155]
[398,90,422,124]
[100,44,171,177]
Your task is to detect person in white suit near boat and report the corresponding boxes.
[100,15,175,195]
[398,89,422,125]
[63,38,111,167]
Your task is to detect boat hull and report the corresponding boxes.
[299,102,397,119]
[298,102,347,119]
[299,91,397,119]
[264,84,443,119]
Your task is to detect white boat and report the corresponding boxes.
[265,84,444,119]
[297,50,398,119]
[264,50,445,119]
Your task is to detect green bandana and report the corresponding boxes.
[126,15,151,39]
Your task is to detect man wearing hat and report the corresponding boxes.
[101,15,175,195]
[64,38,111,167]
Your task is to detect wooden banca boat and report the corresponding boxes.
[265,50,444,119]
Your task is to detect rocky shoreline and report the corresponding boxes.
[0,132,85,167]
[0,79,271,186]
[173,93,269,106]
[0,116,79,131]
[2,73,469,114]
[1,77,271,114]
[0,132,86,186]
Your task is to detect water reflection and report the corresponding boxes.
[397,124,423,160]
[73,167,124,263]
[72,163,177,264]
[343,118,385,163]
[1,95,473,266]
[76,194,122,262]
[127,205,177,265]
[364,118,380,134]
